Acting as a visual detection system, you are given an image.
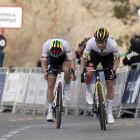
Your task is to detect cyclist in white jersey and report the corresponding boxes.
[81,27,120,124]
[41,39,77,122]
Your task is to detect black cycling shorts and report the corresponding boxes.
[86,50,114,80]
[47,55,69,78]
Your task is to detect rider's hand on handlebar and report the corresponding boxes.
[110,70,116,80]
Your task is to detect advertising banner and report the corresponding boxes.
[113,72,126,106]
[122,69,140,104]
[0,73,6,102]
[2,73,21,102]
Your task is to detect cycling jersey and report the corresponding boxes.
[42,39,73,60]
[83,37,120,58]
[137,8,140,22]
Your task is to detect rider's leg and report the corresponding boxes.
[85,66,94,92]
[105,80,114,114]
[63,62,71,90]
[47,76,56,113]
[105,80,115,123]
[85,66,94,104]
[62,62,71,101]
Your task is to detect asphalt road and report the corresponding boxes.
[0,112,140,140]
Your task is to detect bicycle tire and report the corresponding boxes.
[56,82,63,129]
[97,83,106,131]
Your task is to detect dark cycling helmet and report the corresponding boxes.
[130,35,140,46]
[49,39,63,57]
[94,27,109,42]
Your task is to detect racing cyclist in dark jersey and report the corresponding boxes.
[81,27,120,124]
[41,39,77,122]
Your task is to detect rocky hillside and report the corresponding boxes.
[1,0,140,67]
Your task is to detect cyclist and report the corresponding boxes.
[81,27,120,124]
[41,39,77,122]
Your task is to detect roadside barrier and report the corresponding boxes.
[23,68,42,115]
[0,67,9,112]
[63,71,81,115]
[118,63,140,118]
[1,65,137,119]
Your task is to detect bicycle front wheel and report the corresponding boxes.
[98,83,106,131]
[56,82,63,129]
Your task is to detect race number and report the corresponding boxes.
[0,35,6,50]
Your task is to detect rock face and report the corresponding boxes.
[0,0,140,67]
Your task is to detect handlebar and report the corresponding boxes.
[46,68,75,79]
[83,68,110,73]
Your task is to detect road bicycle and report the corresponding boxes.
[46,67,75,129]
[82,67,109,131]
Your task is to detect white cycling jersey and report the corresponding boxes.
[83,37,120,58]
[137,8,140,23]
[41,39,73,60]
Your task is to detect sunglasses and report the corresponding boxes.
[96,41,106,44]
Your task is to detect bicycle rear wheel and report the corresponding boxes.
[97,83,106,131]
[56,82,63,129]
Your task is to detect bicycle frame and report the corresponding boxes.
[83,68,108,108]
[53,72,65,107]
[95,71,106,108]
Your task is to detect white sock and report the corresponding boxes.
[107,99,113,114]
[48,102,53,113]
[86,83,92,93]
[64,82,70,90]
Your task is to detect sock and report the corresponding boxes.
[48,102,53,113]
[107,99,114,114]
[86,83,92,93]
[64,82,70,90]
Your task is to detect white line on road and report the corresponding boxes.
[0,126,33,140]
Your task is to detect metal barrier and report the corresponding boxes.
[33,73,47,116]
[0,67,9,112]
[0,65,133,119]
[63,71,81,115]
[10,68,31,114]
[23,68,41,115]
[11,68,32,114]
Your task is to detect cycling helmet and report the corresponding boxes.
[94,27,109,42]
[84,36,91,41]
[130,35,140,45]
[49,39,63,57]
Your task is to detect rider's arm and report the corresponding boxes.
[68,58,75,70]
[41,40,50,78]
[113,56,120,71]
[63,40,75,71]
[112,40,120,71]
[81,56,87,73]
[80,40,91,73]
